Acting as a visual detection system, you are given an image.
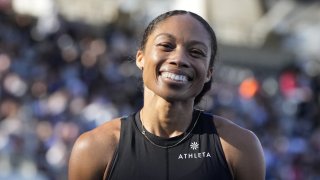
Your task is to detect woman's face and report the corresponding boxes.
[136,14,212,103]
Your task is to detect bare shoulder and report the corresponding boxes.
[213,115,261,149]
[213,115,265,180]
[68,118,121,180]
[74,117,121,156]
[80,117,121,147]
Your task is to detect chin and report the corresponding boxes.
[144,82,199,103]
[158,91,196,103]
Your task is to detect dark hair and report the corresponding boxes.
[139,10,218,105]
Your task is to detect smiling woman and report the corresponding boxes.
[68,10,265,180]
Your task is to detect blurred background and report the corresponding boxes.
[0,0,320,179]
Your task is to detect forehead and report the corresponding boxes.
[150,14,211,44]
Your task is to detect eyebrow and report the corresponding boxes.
[154,33,176,40]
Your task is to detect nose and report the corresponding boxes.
[169,49,190,68]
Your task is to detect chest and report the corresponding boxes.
[108,130,231,180]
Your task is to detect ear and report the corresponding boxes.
[136,50,144,70]
[205,67,213,83]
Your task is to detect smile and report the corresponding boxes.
[161,72,189,82]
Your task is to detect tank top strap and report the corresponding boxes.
[105,114,135,179]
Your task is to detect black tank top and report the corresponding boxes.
[106,109,233,180]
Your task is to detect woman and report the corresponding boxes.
[68,10,265,180]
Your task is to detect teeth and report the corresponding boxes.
[161,72,188,82]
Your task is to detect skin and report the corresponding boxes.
[68,14,265,180]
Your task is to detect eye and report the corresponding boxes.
[157,43,175,51]
[189,48,206,58]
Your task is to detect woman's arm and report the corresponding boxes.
[214,116,266,180]
[68,119,121,180]
[229,129,265,180]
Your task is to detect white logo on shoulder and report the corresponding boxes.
[177,141,212,160]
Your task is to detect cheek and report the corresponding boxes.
[141,57,159,82]
[149,49,168,63]
[143,50,167,73]
[195,62,209,77]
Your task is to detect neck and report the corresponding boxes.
[141,89,195,138]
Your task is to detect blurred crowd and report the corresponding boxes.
[1,8,320,180]
[0,9,144,180]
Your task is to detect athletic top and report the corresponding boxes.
[106,109,233,180]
